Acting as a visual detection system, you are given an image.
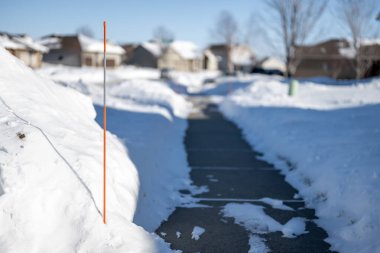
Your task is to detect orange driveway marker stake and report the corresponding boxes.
[103,21,107,224]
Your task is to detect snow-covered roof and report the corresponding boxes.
[337,39,380,58]
[260,57,286,72]
[37,36,61,50]
[231,45,253,65]
[0,35,25,50]
[13,36,48,53]
[141,41,162,57]
[169,41,200,59]
[360,38,380,46]
[0,34,48,53]
[78,34,125,55]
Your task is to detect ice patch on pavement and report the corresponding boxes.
[259,197,294,211]
[248,235,269,253]
[222,203,307,239]
[191,226,205,240]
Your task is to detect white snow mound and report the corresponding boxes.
[0,47,165,252]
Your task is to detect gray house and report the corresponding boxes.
[39,34,125,68]
[126,41,162,68]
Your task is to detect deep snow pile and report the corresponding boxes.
[220,77,380,253]
[0,48,169,252]
[38,64,194,233]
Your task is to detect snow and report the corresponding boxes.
[259,57,285,72]
[78,34,125,55]
[259,197,294,211]
[0,34,48,52]
[248,235,269,253]
[223,203,307,252]
[223,203,307,237]
[219,75,380,253]
[0,35,25,50]
[191,226,205,240]
[0,47,172,252]
[169,41,200,60]
[13,35,49,53]
[37,62,196,235]
[231,45,253,66]
[223,203,306,252]
[142,41,163,57]
[282,217,307,238]
[37,36,61,49]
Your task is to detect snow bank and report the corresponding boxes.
[38,64,194,234]
[38,64,159,85]
[109,79,190,118]
[0,47,168,252]
[220,76,380,253]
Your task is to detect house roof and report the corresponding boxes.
[78,34,124,54]
[39,34,125,55]
[169,41,200,60]
[140,40,201,60]
[0,33,48,53]
[141,41,162,57]
[208,44,254,65]
[37,36,61,50]
[231,45,253,65]
[258,57,286,71]
[295,38,380,59]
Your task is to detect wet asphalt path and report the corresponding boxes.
[156,97,334,253]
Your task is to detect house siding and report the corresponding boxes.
[126,46,158,68]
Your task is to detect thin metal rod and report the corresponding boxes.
[103,20,107,225]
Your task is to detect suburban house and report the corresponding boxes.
[208,44,254,73]
[293,39,380,79]
[202,49,219,71]
[158,41,203,72]
[127,40,204,72]
[39,34,125,68]
[0,32,48,68]
[125,41,162,68]
[121,43,137,64]
[359,40,380,77]
[256,57,286,73]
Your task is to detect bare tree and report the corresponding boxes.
[336,0,379,80]
[76,26,94,38]
[211,10,239,74]
[265,0,328,77]
[153,26,174,44]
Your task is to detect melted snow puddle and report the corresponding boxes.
[222,203,307,253]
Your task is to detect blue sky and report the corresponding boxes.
[0,0,363,57]
[1,0,264,43]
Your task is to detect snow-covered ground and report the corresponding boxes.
[2,42,380,253]
[218,76,380,253]
[0,48,173,252]
[37,64,202,234]
[223,202,307,252]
